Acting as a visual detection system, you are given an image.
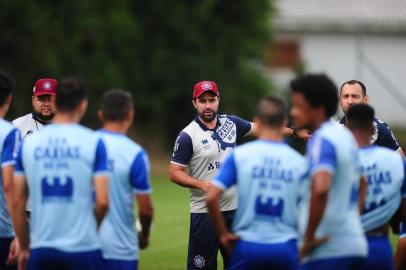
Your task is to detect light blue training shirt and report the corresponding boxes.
[298,121,367,262]
[14,124,108,252]
[0,119,20,238]
[213,139,306,244]
[359,145,406,232]
[97,129,152,261]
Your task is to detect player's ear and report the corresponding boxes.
[78,99,88,117]
[192,99,197,108]
[364,95,369,103]
[127,109,134,123]
[97,110,104,122]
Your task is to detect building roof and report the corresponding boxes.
[274,0,406,33]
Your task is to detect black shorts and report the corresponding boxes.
[187,210,235,270]
[0,237,17,270]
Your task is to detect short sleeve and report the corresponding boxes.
[401,223,406,238]
[308,137,337,176]
[377,122,400,151]
[213,153,237,190]
[2,128,21,167]
[402,160,406,198]
[130,150,152,194]
[171,131,193,166]
[93,139,108,175]
[229,115,252,138]
[14,143,24,175]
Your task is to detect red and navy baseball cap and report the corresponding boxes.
[193,81,219,99]
[33,78,58,96]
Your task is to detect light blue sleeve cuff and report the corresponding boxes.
[212,179,227,191]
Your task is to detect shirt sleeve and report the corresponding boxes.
[2,128,21,167]
[171,131,193,166]
[377,122,400,151]
[401,223,406,238]
[130,150,152,194]
[308,137,337,177]
[229,115,252,138]
[14,143,24,176]
[213,153,237,190]
[93,139,108,176]
[402,160,406,198]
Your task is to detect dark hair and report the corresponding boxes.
[255,96,286,127]
[101,89,133,121]
[56,77,87,112]
[340,80,367,96]
[290,74,338,118]
[0,71,14,106]
[346,104,375,130]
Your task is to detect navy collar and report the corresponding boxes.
[32,112,51,125]
[194,115,221,131]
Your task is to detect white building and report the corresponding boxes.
[268,0,406,125]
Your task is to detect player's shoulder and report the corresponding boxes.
[361,145,402,163]
[219,114,248,124]
[0,119,17,142]
[181,119,202,139]
[0,118,15,130]
[12,113,32,126]
[97,129,143,153]
[374,118,394,133]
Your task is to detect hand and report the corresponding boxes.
[296,129,311,141]
[138,232,149,250]
[18,249,29,270]
[199,180,212,193]
[219,232,239,255]
[6,237,20,265]
[300,236,329,259]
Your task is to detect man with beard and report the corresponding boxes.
[12,78,57,139]
[169,81,255,270]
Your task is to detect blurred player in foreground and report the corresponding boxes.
[290,74,367,269]
[12,77,109,270]
[0,71,21,270]
[97,89,153,270]
[346,104,406,270]
[206,96,305,270]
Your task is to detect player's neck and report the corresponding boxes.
[52,112,82,124]
[352,131,370,147]
[102,122,129,134]
[311,116,329,132]
[257,129,284,142]
[0,107,7,118]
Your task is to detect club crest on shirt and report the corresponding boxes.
[212,118,237,151]
[193,255,205,268]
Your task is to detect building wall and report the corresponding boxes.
[270,33,406,126]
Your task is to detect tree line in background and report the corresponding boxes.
[0,0,273,149]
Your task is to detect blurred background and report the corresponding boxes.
[2,1,406,268]
[2,0,406,157]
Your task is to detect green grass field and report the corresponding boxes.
[138,174,400,269]
[138,174,224,270]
